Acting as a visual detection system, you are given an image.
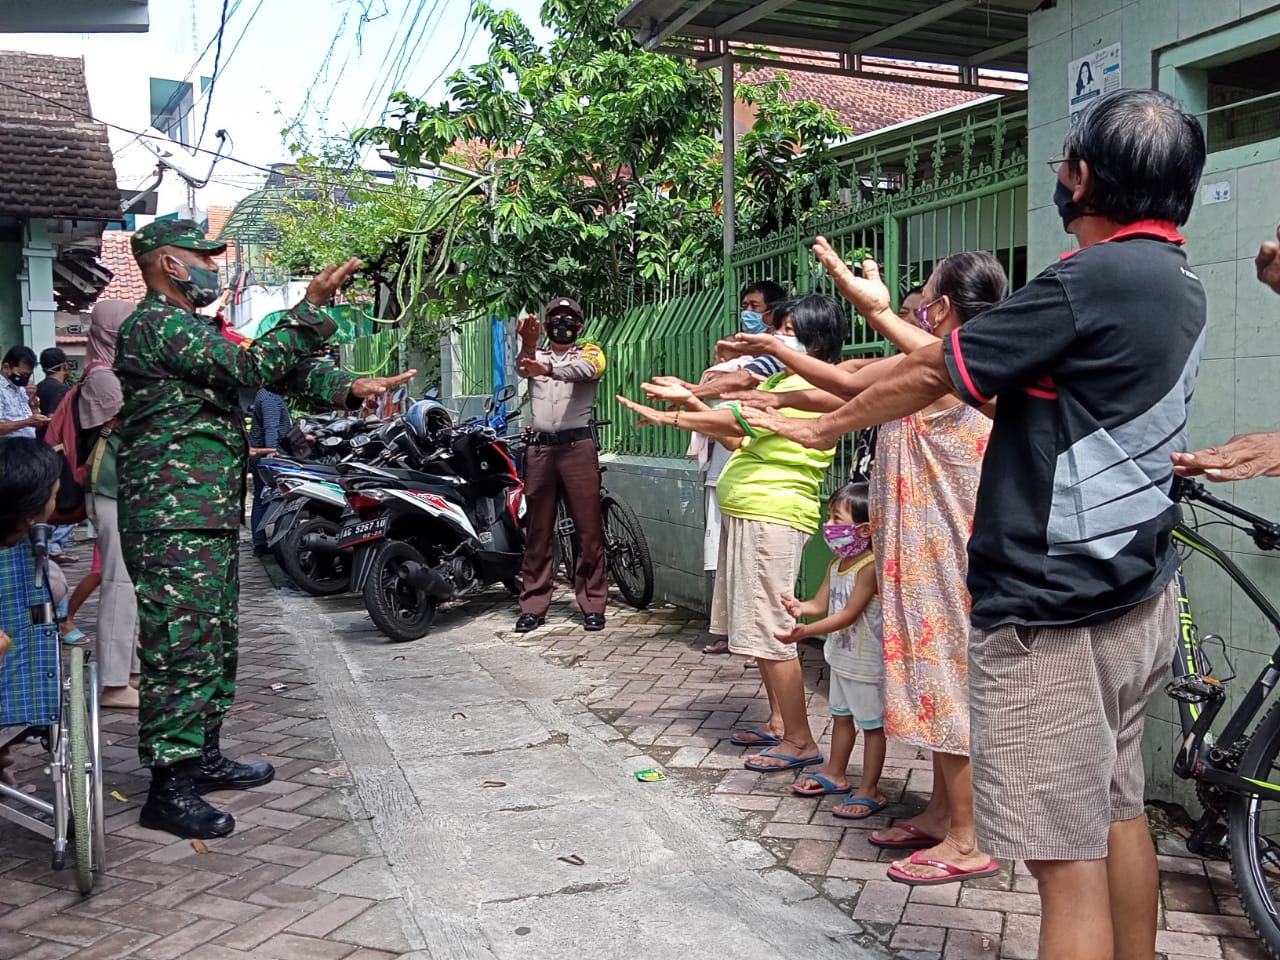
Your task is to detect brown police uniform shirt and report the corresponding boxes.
[524,343,607,433]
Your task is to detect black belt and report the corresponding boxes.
[529,427,593,446]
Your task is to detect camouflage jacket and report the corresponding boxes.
[115,291,357,533]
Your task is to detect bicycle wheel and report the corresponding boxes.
[1228,700,1280,956]
[602,496,654,609]
[88,660,106,874]
[552,499,577,584]
[67,647,94,892]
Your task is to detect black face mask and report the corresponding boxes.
[546,317,581,345]
[6,371,29,387]
[1054,179,1086,231]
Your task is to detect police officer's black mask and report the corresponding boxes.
[545,313,582,345]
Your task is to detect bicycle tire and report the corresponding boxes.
[1228,698,1280,957]
[602,496,654,609]
[553,499,577,585]
[67,647,93,892]
[88,660,106,874]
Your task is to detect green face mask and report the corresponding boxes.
[165,255,221,309]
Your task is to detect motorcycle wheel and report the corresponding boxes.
[280,517,350,596]
[363,540,438,643]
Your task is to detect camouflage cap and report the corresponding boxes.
[131,218,227,257]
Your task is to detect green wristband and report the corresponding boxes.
[732,405,757,438]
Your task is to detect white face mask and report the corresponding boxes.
[774,334,806,354]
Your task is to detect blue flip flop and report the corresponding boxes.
[791,774,853,797]
[833,796,889,820]
[60,628,90,647]
[731,728,781,747]
[743,749,824,773]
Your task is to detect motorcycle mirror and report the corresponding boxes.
[496,383,517,404]
[321,436,343,447]
[424,387,440,401]
[484,397,494,414]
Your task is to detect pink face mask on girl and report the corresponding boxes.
[823,523,870,557]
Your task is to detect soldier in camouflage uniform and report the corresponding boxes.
[115,220,414,839]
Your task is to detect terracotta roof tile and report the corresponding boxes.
[741,64,989,135]
[98,230,147,302]
[0,51,120,220]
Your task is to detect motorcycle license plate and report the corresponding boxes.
[338,516,388,548]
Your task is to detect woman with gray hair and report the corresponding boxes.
[81,299,140,709]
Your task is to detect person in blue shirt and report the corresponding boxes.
[248,388,294,557]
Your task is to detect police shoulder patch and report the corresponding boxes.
[581,342,606,375]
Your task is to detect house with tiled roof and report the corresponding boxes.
[0,50,121,361]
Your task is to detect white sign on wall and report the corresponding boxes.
[1069,43,1122,124]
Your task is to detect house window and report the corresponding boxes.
[150,78,194,146]
[1204,46,1280,153]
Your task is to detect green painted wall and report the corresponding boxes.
[0,241,22,350]
[1028,0,1280,810]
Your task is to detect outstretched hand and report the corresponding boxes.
[1257,225,1280,296]
[812,236,892,318]
[517,312,541,351]
[740,406,826,448]
[731,332,780,356]
[351,368,417,400]
[1172,432,1280,482]
[641,376,695,406]
[616,394,673,428]
[722,390,780,410]
[306,258,364,306]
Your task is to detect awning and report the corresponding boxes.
[616,0,1036,91]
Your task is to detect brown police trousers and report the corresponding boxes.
[519,439,608,615]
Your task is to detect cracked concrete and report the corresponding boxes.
[284,588,889,960]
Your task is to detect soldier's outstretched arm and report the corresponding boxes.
[146,300,345,396]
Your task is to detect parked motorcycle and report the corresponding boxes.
[339,385,525,642]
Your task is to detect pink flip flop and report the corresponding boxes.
[886,850,1001,886]
[867,823,942,850]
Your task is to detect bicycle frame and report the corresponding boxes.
[1171,522,1280,803]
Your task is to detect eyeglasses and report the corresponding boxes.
[1047,158,1067,171]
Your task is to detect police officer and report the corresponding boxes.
[116,220,414,839]
[515,297,608,633]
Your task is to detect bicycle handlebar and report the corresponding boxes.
[1176,477,1280,551]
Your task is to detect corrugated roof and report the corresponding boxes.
[0,51,121,220]
[617,0,1033,91]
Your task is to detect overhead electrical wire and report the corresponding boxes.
[197,0,232,147]
[0,76,480,206]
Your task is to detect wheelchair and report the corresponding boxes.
[0,532,105,892]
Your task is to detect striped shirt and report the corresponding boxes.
[249,389,293,452]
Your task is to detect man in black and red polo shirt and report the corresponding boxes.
[743,88,1207,960]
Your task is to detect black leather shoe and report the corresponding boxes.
[191,724,275,794]
[139,760,236,839]
[252,543,271,558]
[583,613,606,632]
[514,613,546,633]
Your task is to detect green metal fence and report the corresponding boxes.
[339,328,400,377]
[592,287,728,457]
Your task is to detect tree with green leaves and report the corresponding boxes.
[356,0,850,325]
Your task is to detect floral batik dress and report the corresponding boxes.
[870,402,989,755]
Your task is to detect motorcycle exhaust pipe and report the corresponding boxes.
[299,531,344,555]
[398,560,453,599]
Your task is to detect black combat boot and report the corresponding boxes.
[139,759,236,839]
[191,723,275,794]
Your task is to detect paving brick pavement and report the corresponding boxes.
[0,537,1270,960]
[0,542,419,960]
[499,597,1271,960]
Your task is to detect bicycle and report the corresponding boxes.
[1168,477,1280,955]
[541,418,655,610]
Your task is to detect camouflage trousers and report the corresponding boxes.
[121,531,240,768]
